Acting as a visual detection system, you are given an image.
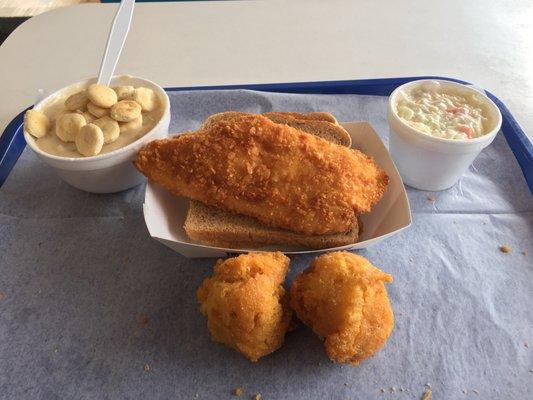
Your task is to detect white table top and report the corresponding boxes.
[1,0,532,138]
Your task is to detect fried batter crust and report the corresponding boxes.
[290,251,394,365]
[135,114,388,235]
[197,252,292,362]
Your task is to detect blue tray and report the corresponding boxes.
[2,76,531,191]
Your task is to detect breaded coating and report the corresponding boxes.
[135,114,388,236]
[290,252,394,365]
[197,252,292,362]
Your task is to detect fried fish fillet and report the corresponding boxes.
[135,114,388,235]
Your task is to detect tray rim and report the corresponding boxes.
[1,76,531,191]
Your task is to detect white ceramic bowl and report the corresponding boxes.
[23,75,170,193]
[387,79,502,191]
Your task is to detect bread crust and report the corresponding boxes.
[184,200,359,249]
[204,111,351,147]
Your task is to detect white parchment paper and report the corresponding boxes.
[0,90,531,399]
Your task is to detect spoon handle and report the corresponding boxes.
[97,0,136,86]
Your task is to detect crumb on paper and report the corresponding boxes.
[253,394,262,400]
[390,386,396,393]
[233,387,244,397]
[463,389,467,394]
[381,388,385,393]
[499,245,511,253]
[529,369,533,373]
[473,389,479,394]
[427,196,435,202]
[143,363,151,372]
[139,314,150,326]
[53,347,59,353]
[422,388,432,400]
[400,387,404,392]
[525,342,529,348]
[521,251,527,256]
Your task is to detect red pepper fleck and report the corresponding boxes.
[457,125,473,138]
[447,107,463,114]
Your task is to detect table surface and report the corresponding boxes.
[1,3,532,399]
[0,0,532,139]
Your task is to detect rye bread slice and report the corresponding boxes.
[184,201,359,249]
[262,112,351,147]
[202,111,351,147]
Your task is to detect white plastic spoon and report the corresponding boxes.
[97,0,136,86]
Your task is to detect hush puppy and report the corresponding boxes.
[290,251,394,365]
[197,252,292,362]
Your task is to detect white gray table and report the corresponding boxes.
[0,0,532,138]
[0,2,531,400]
